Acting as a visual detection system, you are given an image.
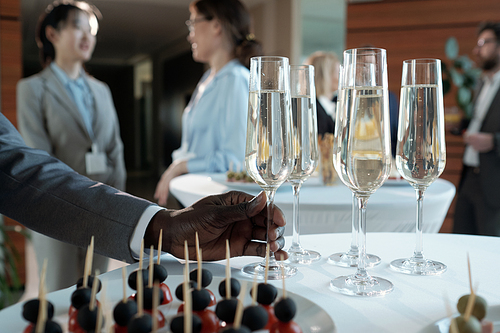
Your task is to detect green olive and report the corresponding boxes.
[449,315,482,333]
[457,294,487,320]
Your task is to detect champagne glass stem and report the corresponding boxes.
[355,195,368,278]
[265,189,278,264]
[348,193,359,256]
[413,188,425,260]
[290,182,303,251]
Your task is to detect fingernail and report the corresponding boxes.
[249,191,265,207]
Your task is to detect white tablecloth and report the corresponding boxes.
[170,174,456,234]
[2,233,500,333]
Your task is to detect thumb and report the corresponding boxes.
[246,191,267,216]
[213,191,266,225]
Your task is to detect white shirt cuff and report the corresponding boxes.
[130,205,166,259]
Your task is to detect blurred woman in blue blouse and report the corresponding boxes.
[154,0,262,206]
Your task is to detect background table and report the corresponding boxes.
[170,173,456,234]
[2,233,500,333]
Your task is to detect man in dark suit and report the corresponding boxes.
[0,113,287,262]
[453,22,500,236]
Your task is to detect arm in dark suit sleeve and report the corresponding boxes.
[0,113,151,263]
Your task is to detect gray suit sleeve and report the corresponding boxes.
[0,114,152,263]
[16,78,53,153]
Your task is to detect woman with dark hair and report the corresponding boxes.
[154,0,263,206]
[16,1,125,292]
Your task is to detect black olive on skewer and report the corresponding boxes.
[191,288,211,311]
[170,313,202,333]
[189,268,213,288]
[76,276,102,293]
[274,297,297,323]
[148,264,168,283]
[128,269,149,290]
[127,313,153,333]
[175,281,197,301]
[219,278,241,298]
[215,298,239,323]
[252,283,277,305]
[70,287,92,310]
[22,299,55,323]
[113,299,138,327]
[242,305,269,331]
[28,320,63,333]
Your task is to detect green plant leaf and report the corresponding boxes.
[458,55,473,71]
[450,68,464,86]
[457,86,472,105]
[445,37,459,60]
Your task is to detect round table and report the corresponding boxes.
[2,233,499,333]
[170,173,456,235]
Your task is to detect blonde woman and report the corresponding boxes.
[304,51,340,136]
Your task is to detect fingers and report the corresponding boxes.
[154,184,168,206]
[251,225,284,242]
[240,238,287,259]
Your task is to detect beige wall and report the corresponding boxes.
[250,0,302,65]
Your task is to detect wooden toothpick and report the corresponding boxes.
[234,282,247,329]
[184,241,192,333]
[89,269,100,312]
[264,243,270,284]
[251,274,258,305]
[226,239,231,299]
[157,229,163,265]
[152,281,159,333]
[149,245,154,288]
[35,259,48,333]
[122,266,127,303]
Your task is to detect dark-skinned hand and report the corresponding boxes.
[144,191,287,261]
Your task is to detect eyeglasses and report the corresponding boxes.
[475,38,498,48]
[185,17,211,32]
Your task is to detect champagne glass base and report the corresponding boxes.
[390,258,447,275]
[288,249,321,264]
[330,274,394,296]
[327,252,381,268]
[241,261,297,280]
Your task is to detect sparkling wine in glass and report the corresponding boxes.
[390,59,447,275]
[242,56,297,280]
[328,65,381,268]
[330,47,393,296]
[287,65,321,264]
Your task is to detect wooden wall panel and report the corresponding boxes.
[0,0,21,17]
[1,0,25,286]
[1,19,22,126]
[348,0,500,31]
[346,21,479,95]
[346,0,500,234]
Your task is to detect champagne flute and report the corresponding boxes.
[330,47,393,296]
[287,65,321,264]
[390,59,447,275]
[328,65,381,268]
[242,56,297,280]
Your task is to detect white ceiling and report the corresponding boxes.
[21,0,267,66]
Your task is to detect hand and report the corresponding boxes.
[154,160,188,206]
[463,132,494,152]
[144,191,288,261]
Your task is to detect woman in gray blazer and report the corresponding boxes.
[16,1,125,292]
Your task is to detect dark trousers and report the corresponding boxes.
[453,166,500,236]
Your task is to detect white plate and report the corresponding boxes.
[3,275,335,333]
[210,174,290,192]
[418,305,500,333]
